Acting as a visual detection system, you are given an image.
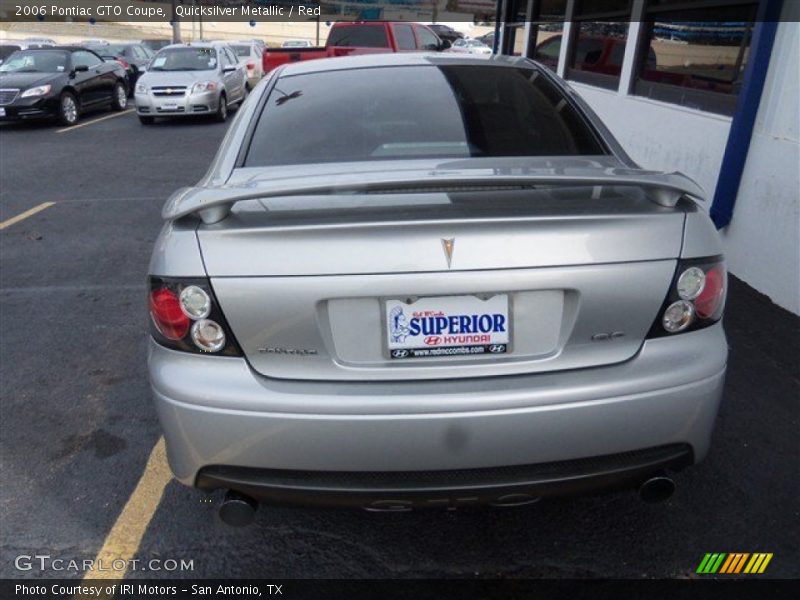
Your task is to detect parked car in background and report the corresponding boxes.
[0,44,23,66]
[141,39,172,53]
[0,47,128,125]
[448,38,493,55]
[223,40,264,90]
[475,31,495,48]
[85,42,154,95]
[134,42,247,124]
[149,53,727,525]
[24,37,57,46]
[428,24,465,44]
[262,21,450,75]
[281,40,313,48]
[1,39,55,64]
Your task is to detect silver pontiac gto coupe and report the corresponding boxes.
[148,54,727,525]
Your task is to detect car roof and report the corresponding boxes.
[160,42,230,50]
[278,52,527,78]
[21,46,72,52]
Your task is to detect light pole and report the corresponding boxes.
[171,0,182,44]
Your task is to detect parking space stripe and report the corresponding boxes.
[81,437,172,584]
[57,109,133,133]
[0,202,55,230]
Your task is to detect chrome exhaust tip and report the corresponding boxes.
[219,490,258,527]
[638,474,676,503]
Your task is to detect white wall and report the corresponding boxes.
[568,18,800,315]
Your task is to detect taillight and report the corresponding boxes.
[148,277,241,356]
[648,256,727,338]
[695,264,725,319]
[117,58,130,69]
[246,61,254,70]
[149,288,189,340]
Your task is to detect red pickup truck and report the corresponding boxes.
[263,22,449,75]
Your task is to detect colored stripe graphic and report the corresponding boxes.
[719,554,736,573]
[758,554,773,573]
[698,552,773,574]
[733,553,750,573]
[721,553,738,573]
[696,554,714,573]
[697,553,727,574]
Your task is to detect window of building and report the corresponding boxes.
[500,0,530,56]
[565,0,631,89]
[530,0,567,70]
[633,1,759,115]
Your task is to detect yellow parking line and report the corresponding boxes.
[0,202,55,230]
[82,437,172,583]
[57,108,133,133]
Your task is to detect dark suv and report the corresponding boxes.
[428,24,464,44]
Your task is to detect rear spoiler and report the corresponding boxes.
[163,168,706,224]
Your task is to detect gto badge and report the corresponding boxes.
[258,347,318,356]
[441,238,455,268]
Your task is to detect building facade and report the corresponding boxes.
[494,0,799,314]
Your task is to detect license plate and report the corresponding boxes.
[386,294,510,359]
[0,108,6,117]
[161,103,178,110]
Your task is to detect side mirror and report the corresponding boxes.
[222,65,236,73]
[71,64,89,76]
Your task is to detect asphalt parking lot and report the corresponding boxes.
[0,109,798,580]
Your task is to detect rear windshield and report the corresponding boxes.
[327,25,389,48]
[245,65,606,167]
[103,44,128,55]
[232,45,251,57]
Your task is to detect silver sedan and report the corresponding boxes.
[134,42,247,124]
[148,54,727,525]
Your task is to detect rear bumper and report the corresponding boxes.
[150,323,727,504]
[197,444,693,509]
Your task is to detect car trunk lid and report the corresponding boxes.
[197,185,684,381]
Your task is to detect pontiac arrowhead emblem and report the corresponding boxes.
[441,238,455,268]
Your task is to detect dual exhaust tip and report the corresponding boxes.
[217,474,676,526]
[638,474,676,503]
[218,490,258,527]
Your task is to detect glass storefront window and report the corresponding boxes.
[567,21,630,88]
[634,2,758,114]
[530,0,567,69]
